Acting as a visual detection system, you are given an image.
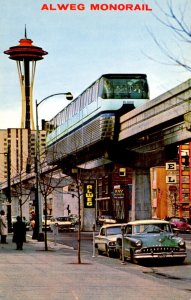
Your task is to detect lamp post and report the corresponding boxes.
[35,92,73,241]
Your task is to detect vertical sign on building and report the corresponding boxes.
[166,162,177,183]
[84,184,95,208]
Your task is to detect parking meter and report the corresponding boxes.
[52,223,58,245]
[121,226,125,264]
[92,223,96,257]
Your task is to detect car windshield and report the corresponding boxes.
[101,77,149,99]
[133,223,172,234]
[106,226,122,235]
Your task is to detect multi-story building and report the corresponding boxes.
[150,144,191,219]
[0,128,46,182]
[95,163,133,222]
[0,128,46,217]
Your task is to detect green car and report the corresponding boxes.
[116,219,187,264]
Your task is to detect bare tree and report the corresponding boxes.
[39,162,67,251]
[147,0,191,71]
[11,171,32,218]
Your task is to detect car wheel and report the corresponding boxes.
[106,246,110,257]
[175,257,185,264]
[116,249,120,259]
[97,248,102,255]
[130,249,138,264]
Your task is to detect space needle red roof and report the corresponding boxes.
[4,30,48,61]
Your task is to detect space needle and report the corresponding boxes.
[4,28,48,130]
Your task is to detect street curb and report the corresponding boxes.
[26,233,74,250]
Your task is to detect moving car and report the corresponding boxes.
[42,215,53,231]
[168,217,191,233]
[116,219,187,264]
[50,216,75,232]
[95,223,127,257]
[97,215,116,226]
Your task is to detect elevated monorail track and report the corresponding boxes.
[46,76,191,170]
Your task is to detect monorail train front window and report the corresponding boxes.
[101,77,149,99]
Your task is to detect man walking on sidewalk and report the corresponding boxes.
[13,216,26,250]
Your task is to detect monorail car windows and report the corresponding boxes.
[79,96,82,111]
[71,102,75,117]
[114,84,128,99]
[102,79,114,99]
[85,90,89,107]
[57,113,62,127]
[86,88,90,105]
[74,100,79,115]
[81,93,85,110]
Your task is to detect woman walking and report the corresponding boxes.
[0,210,8,244]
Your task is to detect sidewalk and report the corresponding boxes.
[0,233,191,300]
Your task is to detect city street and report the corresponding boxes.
[46,229,191,295]
[0,231,190,300]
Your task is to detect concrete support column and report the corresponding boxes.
[82,208,96,231]
[132,168,151,220]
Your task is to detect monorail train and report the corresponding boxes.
[46,73,149,164]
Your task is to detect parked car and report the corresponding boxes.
[116,219,187,264]
[69,214,79,225]
[95,223,127,257]
[168,217,191,233]
[97,215,116,226]
[49,216,75,232]
[11,216,30,231]
[42,215,53,230]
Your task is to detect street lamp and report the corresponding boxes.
[35,92,73,241]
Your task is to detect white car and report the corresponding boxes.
[97,215,116,226]
[95,223,127,257]
[42,215,53,230]
[50,217,75,232]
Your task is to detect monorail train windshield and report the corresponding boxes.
[100,74,149,99]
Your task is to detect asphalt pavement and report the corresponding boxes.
[0,233,191,300]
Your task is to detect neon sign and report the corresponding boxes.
[84,184,95,208]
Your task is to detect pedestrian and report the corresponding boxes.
[0,210,8,244]
[13,216,26,250]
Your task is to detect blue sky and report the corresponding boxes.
[0,0,190,128]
